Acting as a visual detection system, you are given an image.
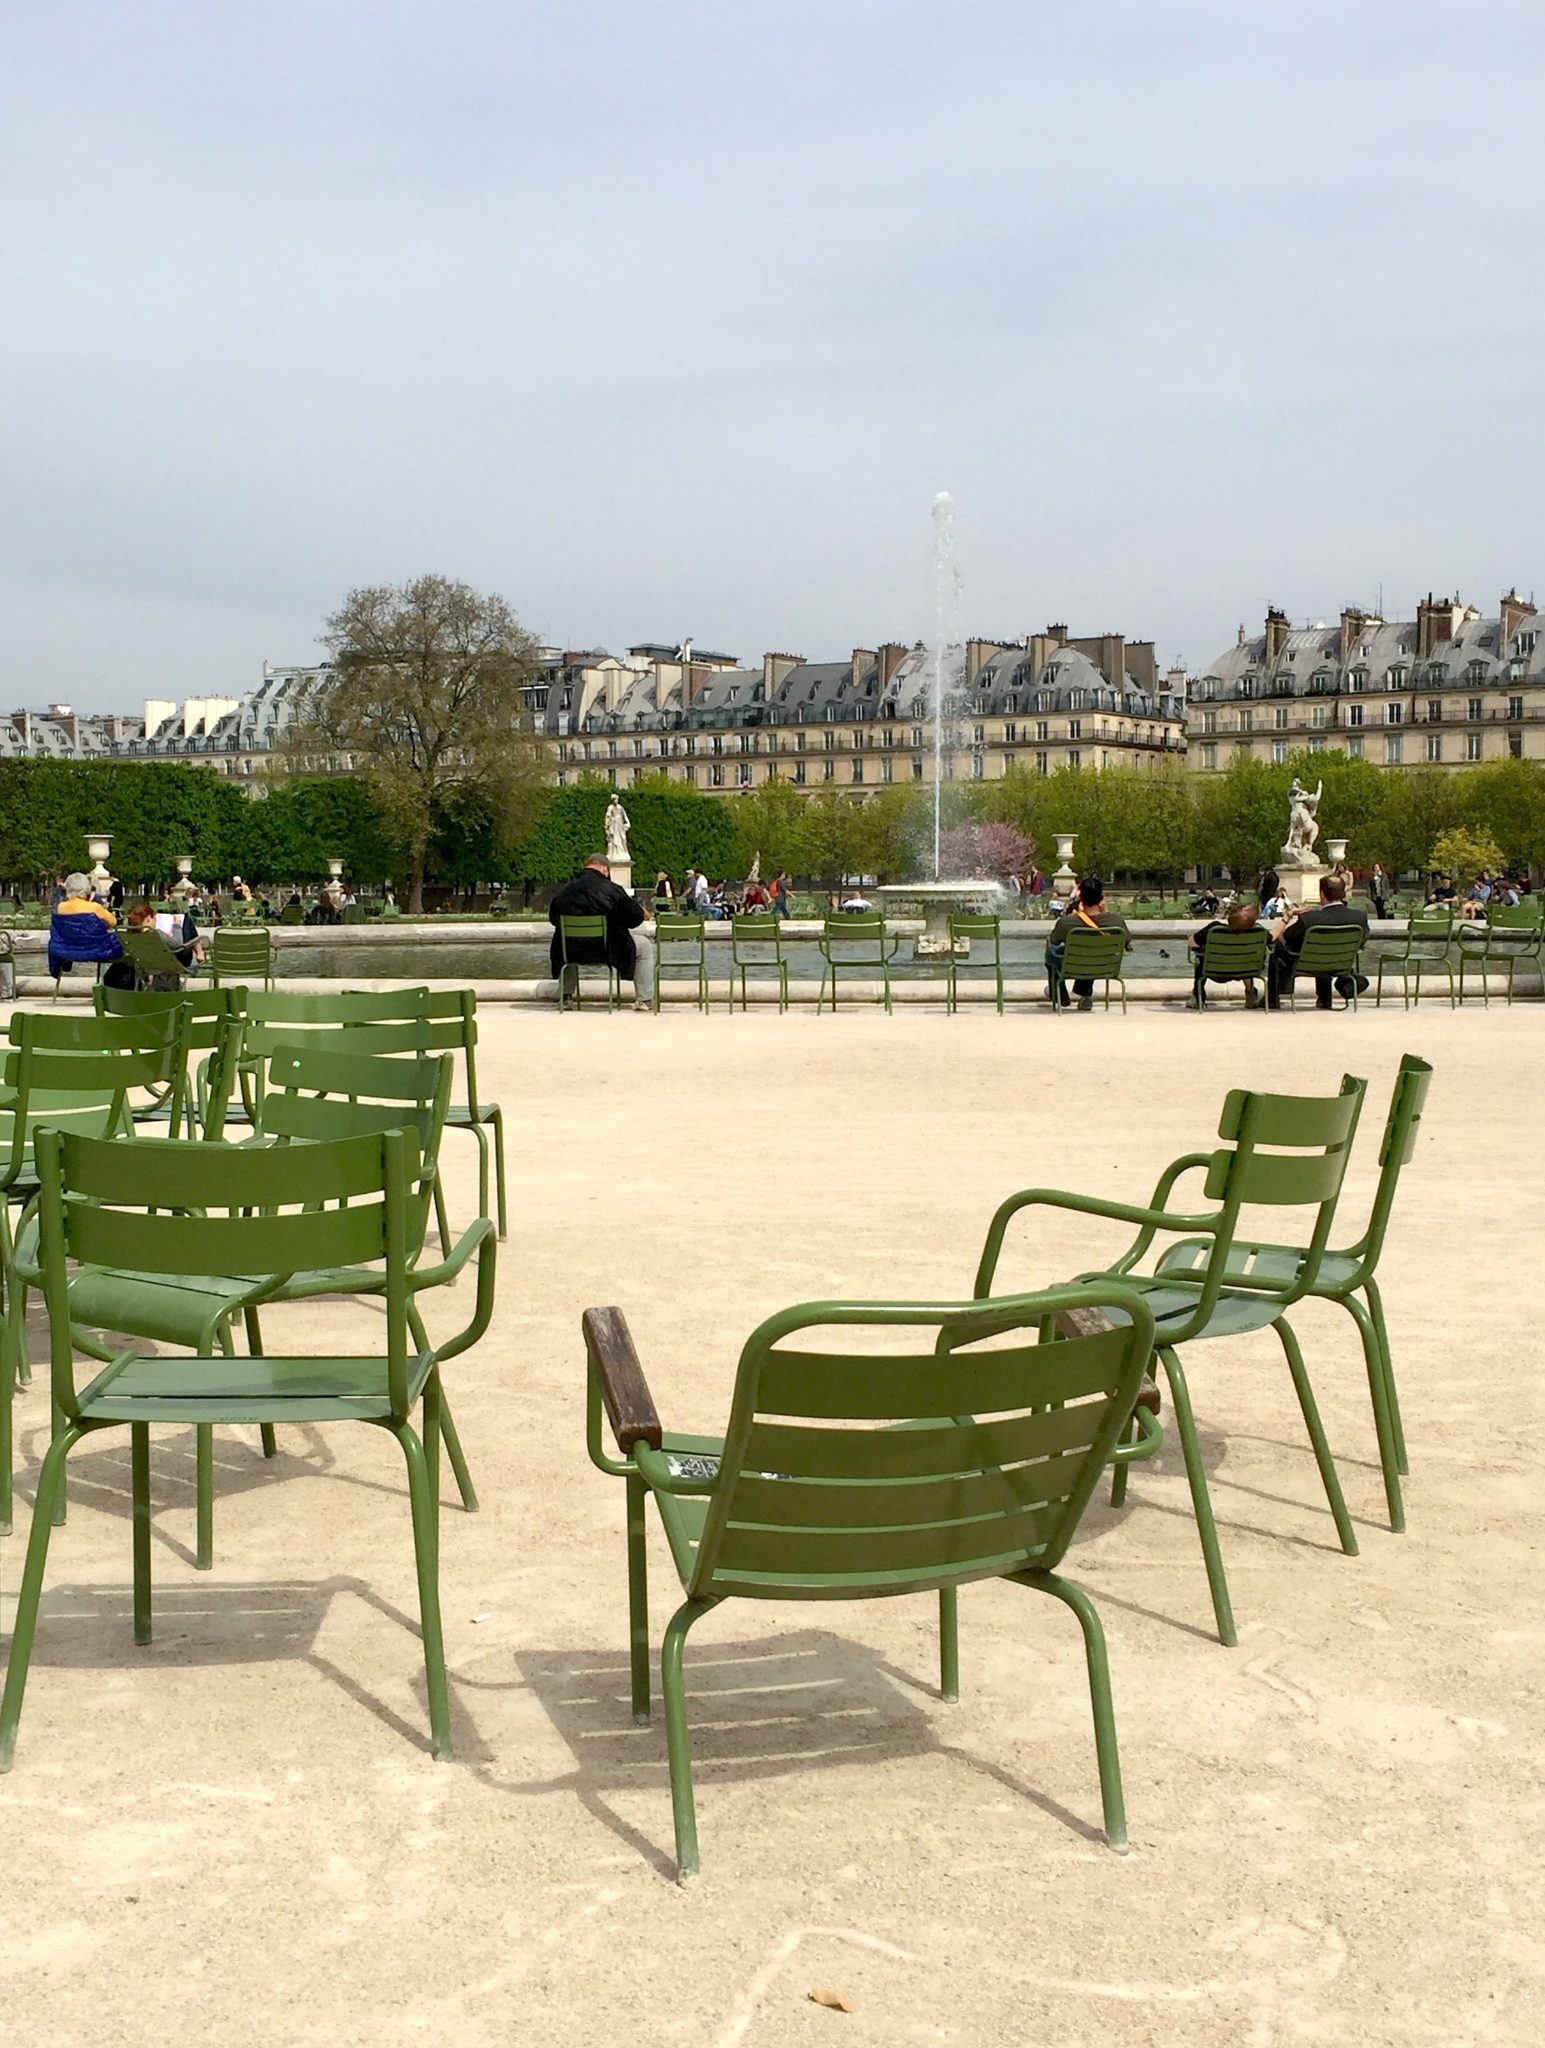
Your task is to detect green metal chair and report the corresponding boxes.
[1456,903,1545,1007]
[817,915,898,1014]
[119,924,199,991]
[1285,924,1367,1009]
[244,988,506,1239]
[945,914,1003,1014]
[229,986,433,1130]
[652,914,710,1014]
[0,1011,184,1534]
[1052,926,1128,1013]
[557,916,620,1012]
[1374,910,1455,1009]
[94,985,248,1139]
[0,1124,496,1770]
[279,903,306,925]
[340,903,367,925]
[208,926,274,991]
[973,1075,1368,1647]
[1191,927,1269,1010]
[729,915,789,1012]
[1153,1054,1432,1533]
[583,1280,1159,1878]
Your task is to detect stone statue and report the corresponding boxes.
[604,794,631,866]
[1283,777,1322,863]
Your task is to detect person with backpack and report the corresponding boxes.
[1044,873,1129,1011]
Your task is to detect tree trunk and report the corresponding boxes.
[405,851,426,915]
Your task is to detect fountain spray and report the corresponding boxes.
[930,491,961,882]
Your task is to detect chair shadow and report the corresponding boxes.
[507,1625,1107,1879]
[11,1572,477,1760]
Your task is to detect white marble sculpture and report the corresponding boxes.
[1283,777,1322,865]
[604,795,631,866]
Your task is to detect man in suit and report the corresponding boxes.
[548,854,656,1012]
[1267,874,1369,1009]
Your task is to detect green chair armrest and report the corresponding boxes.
[421,1220,497,1366]
[407,1213,494,1292]
[973,1184,1219,1296]
[1111,1403,1164,1465]
[633,1441,720,1497]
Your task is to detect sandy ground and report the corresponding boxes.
[1,1000,1542,2046]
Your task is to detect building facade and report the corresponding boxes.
[1188,592,1545,773]
[5,628,1188,792]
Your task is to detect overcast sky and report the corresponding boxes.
[5,0,1544,710]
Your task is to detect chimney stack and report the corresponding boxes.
[1264,607,1291,664]
[1500,588,1534,652]
[762,650,803,693]
[877,643,907,686]
[850,647,876,688]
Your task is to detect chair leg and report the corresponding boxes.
[467,1123,490,1237]
[391,1403,452,1760]
[626,1472,650,1721]
[1109,1411,1135,1507]
[0,1423,81,1770]
[131,1421,153,1644]
[660,1596,717,1880]
[1022,1570,1127,1851]
[0,1297,14,1537]
[241,1307,277,1461]
[1156,1346,1236,1646]
[438,1394,478,1512]
[1272,1318,1357,1556]
[938,1585,959,1701]
[1364,1276,1407,1475]
[488,1106,508,1240]
[195,1424,215,1571]
[1344,1295,1404,1532]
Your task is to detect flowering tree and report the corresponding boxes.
[937,820,1034,879]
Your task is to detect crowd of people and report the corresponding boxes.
[650,869,794,920]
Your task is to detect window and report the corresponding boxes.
[1466,732,1483,762]
[795,732,807,753]
[1385,702,1403,725]
[607,740,619,759]
[882,727,896,748]
[912,757,924,779]
[1274,706,1290,730]
[1347,736,1364,760]
[1200,742,1217,770]
[972,724,985,746]
[1510,731,1524,759]
[911,727,924,748]
[1272,740,1288,764]
[1036,720,1049,742]
[1239,708,1254,733]
[738,763,752,785]
[1384,735,1403,765]
[1426,700,1442,723]
[1067,719,1082,740]
[793,761,806,784]
[1003,752,1015,774]
[1003,722,1017,743]
[1202,710,1217,734]
[882,758,894,783]
[823,758,835,781]
[1347,703,1364,728]
[710,763,724,787]
[1510,695,1525,721]
[1426,733,1443,762]
[1311,703,1330,728]
[1309,736,1327,752]
[711,735,724,755]
[823,730,835,750]
[1468,697,1483,722]
[852,759,864,783]
[1518,632,1537,656]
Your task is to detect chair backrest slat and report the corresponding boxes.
[1294,925,1365,971]
[1200,930,1269,973]
[1060,928,1126,973]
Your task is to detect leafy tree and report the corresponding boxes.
[1118,764,1196,900]
[1457,758,1545,873]
[1193,753,1282,882]
[511,779,736,888]
[1430,825,1506,884]
[284,574,549,910]
[859,784,929,880]
[937,820,1033,878]
[1378,766,1458,878]
[723,775,810,879]
[793,789,872,891]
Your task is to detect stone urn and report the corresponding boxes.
[172,853,196,902]
[1052,832,1077,896]
[86,834,112,896]
[1325,838,1348,865]
[325,856,345,907]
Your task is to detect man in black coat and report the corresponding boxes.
[548,854,656,1011]
[1267,874,1369,1009]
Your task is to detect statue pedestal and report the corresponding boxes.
[610,860,633,897]
[1279,859,1325,909]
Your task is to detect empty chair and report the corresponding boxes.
[728,916,789,1012]
[208,926,274,991]
[817,915,898,1014]
[652,914,710,1013]
[583,1281,1158,1877]
[945,914,1004,1014]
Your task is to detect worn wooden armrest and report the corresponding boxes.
[582,1305,663,1454]
[1054,1301,1160,1415]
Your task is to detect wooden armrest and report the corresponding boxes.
[1054,1301,1161,1415]
[582,1305,663,1454]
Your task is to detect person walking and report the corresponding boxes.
[769,871,792,919]
[1370,863,1389,919]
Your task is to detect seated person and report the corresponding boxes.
[1460,872,1494,920]
[48,871,121,980]
[547,853,655,1012]
[1189,884,1221,916]
[1267,874,1369,1009]
[103,901,200,990]
[1045,873,1130,1011]
[1427,874,1457,907]
[839,889,874,914]
[1189,902,1264,1009]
